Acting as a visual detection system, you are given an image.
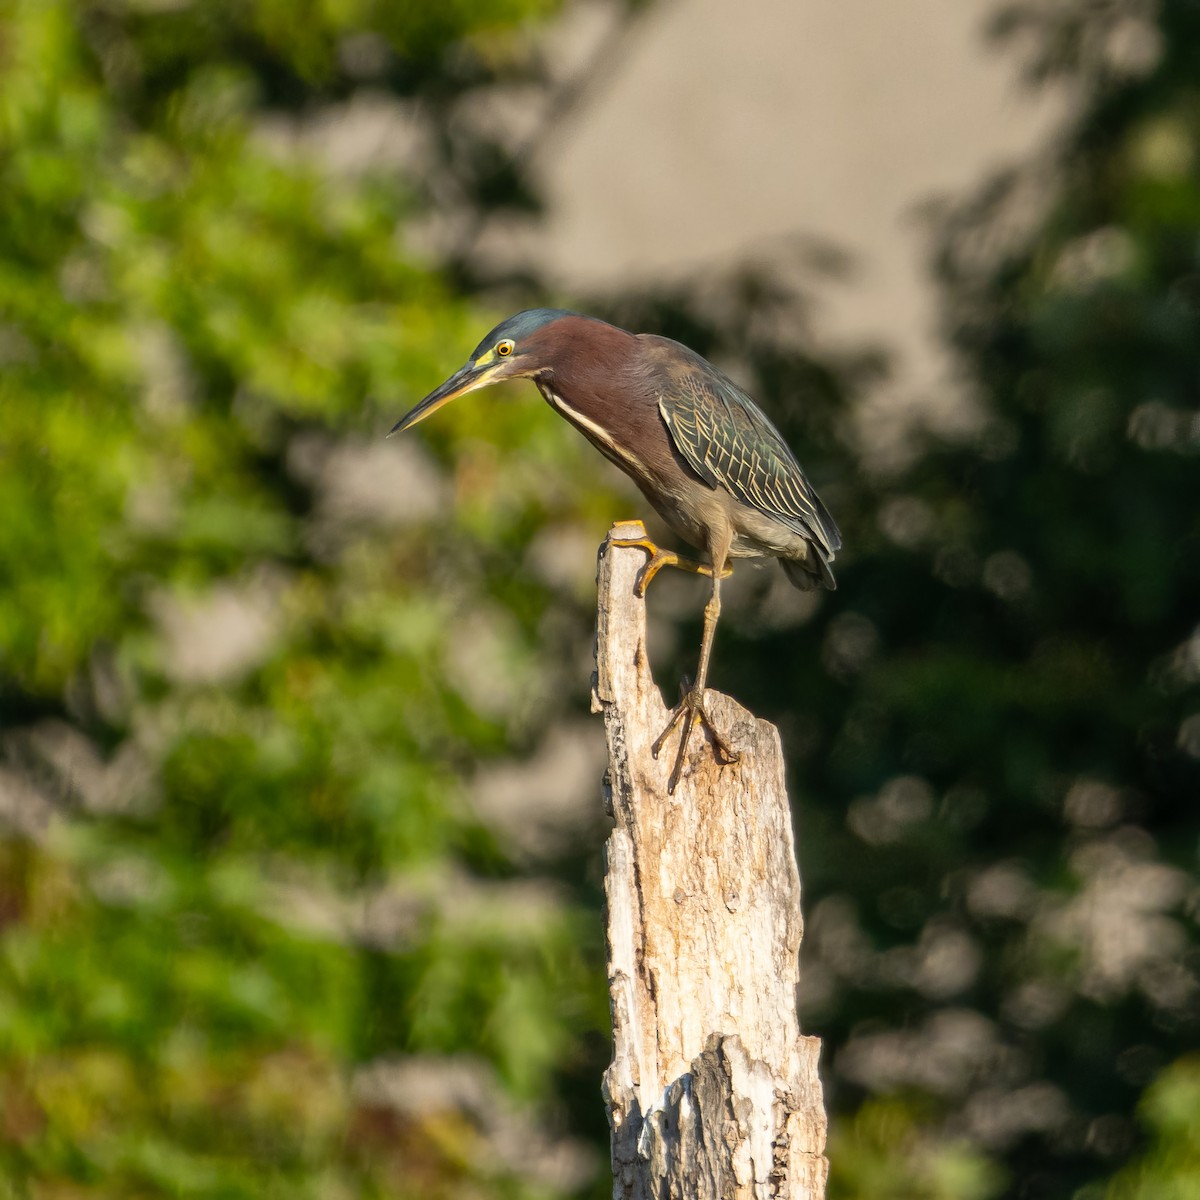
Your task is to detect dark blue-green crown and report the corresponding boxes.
[470,308,578,360]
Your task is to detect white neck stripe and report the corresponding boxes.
[539,385,644,476]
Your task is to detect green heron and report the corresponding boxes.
[391,309,840,792]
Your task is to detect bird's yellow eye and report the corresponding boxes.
[496,339,514,357]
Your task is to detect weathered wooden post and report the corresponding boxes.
[592,521,828,1200]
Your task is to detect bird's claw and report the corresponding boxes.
[609,535,732,598]
[610,533,737,791]
[652,677,740,793]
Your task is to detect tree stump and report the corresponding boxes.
[591,521,828,1200]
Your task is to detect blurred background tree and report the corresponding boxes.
[0,1,623,1195]
[0,1,1196,1199]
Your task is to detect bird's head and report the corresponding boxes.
[389,308,576,436]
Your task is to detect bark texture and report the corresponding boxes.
[592,521,828,1200]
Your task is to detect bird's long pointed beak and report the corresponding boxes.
[388,358,505,437]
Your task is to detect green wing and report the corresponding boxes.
[659,367,842,556]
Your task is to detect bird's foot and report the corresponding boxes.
[609,535,732,598]
[652,677,740,793]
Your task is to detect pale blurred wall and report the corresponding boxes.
[515,0,1069,446]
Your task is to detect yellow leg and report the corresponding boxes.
[609,535,732,598]
[649,552,739,792]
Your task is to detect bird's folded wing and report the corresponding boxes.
[659,372,842,555]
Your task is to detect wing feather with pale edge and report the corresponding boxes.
[658,367,842,556]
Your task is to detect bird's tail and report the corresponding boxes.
[781,544,837,591]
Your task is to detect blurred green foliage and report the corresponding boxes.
[595,3,1199,1196]
[0,0,1198,1198]
[0,0,618,1196]
[1103,1058,1200,1200]
[828,1096,1006,1200]
[792,2,1199,1195]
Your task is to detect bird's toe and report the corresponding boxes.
[652,681,740,792]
